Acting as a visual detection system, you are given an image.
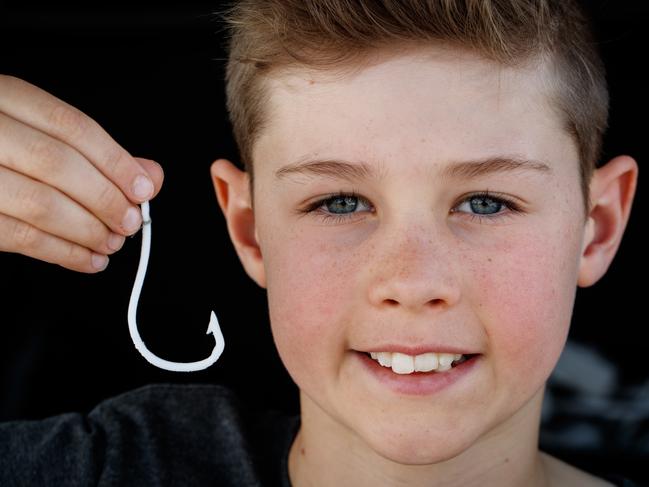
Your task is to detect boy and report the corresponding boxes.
[0,0,639,485]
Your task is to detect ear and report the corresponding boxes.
[210,159,266,288]
[577,155,639,287]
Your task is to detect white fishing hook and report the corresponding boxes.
[127,200,225,372]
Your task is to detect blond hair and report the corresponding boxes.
[221,0,608,217]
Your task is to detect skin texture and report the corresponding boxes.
[211,46,638,486]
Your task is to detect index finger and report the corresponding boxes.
[0,75,162,203]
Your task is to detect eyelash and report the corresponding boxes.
[300,190,523,225]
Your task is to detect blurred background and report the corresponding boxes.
[0,0,646,484]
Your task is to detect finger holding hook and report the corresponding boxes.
[126,200,225,372]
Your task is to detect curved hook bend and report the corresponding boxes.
[127,201,225,372]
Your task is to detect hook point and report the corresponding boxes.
[207,311,219,335]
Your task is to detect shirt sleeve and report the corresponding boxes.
[0,411,103,486]
[0,383,283,487]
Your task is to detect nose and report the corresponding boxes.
[366,221,461,313]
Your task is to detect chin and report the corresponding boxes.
[364,425,476,466]
[374,442,469,466]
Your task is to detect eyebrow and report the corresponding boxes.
[274,156,552,182]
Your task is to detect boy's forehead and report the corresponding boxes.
[263,45,553,110]
[254,46,573,183]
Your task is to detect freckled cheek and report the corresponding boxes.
[477,238,576,388]
[265,230,360,380]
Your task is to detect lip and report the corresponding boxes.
[354,351,480,396]
[361,345,476,356]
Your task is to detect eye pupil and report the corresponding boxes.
[470,196,501,215]
[327,196,358,214]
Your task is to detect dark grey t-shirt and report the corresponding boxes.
[0,383,640,486]
[0,383,299,486]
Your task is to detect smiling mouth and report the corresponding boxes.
[363,351,477,375]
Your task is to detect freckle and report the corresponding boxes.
[308,79,315,85]
[488,257,492,262]
[300,447,306,455]
[504,457,509,463]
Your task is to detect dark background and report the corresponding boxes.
[0,0,646,484]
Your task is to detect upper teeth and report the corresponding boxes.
[369,352,464,374]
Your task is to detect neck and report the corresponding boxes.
[288,389,550,487]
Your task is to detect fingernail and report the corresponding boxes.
[122,207,142,233]
[107,233,126,251]
[92,253,109,271]
[132,175,154,200]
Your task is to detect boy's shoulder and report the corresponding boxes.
[94,382,244,416]
[0,383,299,487]
[540,452,629,487]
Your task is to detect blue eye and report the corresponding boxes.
[455,193,511,217]
[302,191,372,224]
[325,195,361,214]
[452,191,522,223]
[301,190,520,224]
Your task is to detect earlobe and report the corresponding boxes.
[577,155,638,288]
[210,159,267,288]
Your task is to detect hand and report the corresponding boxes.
[0,75,164,272]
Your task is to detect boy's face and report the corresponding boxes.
[241,47,591,462]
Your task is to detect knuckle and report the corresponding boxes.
[101,145,128,177]
[46,103,89,140]
[64,239,82,263]
[87,219,110,250]
[27,136,66,172]
[10,219,41,250]
[94,182,119,213]
[16,184,52,224]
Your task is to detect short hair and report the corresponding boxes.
[221,0,608,219]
